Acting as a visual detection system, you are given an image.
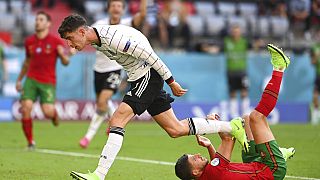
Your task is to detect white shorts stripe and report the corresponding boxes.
[135,71,150,98]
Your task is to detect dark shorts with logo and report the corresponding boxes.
[228,72,248,92]
[122,68,174,116]
[94,70,122,94]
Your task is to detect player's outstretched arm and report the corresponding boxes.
[16,57,30,92]
[132,0,147,28]
[196,135,216,160]
[216,132,235,161]
[57,45,76,66]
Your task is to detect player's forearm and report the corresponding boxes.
[207,145,216,161]
[60,55,70,66]
[132,0,147,28]
[130,42,173,83]
[217,138,235,161]
[17,61,29,81]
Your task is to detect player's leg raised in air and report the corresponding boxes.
[248,44,293,180]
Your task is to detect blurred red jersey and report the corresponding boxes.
[25,33,64,84]
[199,153,274,180]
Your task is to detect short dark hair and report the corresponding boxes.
[58,14,87,38]
[175,154,195,180]
[37,11,51,21]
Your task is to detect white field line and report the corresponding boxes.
[36,148,319,180]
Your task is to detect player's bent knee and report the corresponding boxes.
[249,110,265,123]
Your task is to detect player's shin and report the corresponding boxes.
[187,117,232,135]
[22,118,33,145]
[106,100,116,118]
[255,70,283,117]
[85,110,107,141]
[94,127,125,179]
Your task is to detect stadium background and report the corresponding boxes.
[0,0,320,179]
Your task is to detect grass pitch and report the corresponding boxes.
[0,121,320,180]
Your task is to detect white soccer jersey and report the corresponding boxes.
[92,17,132,72]
[91,24,173,82]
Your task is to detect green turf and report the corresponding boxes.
[0,121,319,179]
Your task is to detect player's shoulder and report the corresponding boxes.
[120,16,133,26]
[47,33,64,45]
[25,34,36,44]
[93,17,110,26]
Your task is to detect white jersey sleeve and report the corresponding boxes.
[92,24,173,83]
[92,17,133,73]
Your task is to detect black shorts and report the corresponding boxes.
[94,70,122,94]
[228,72,248,92]
[315,75,320,92]
[123,68,174,116]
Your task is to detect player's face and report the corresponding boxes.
[108,1,124,20]
[63,28,87,51]
[35,14,50,32]
[188,154,208,174]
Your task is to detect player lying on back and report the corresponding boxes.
[175,44,295,180]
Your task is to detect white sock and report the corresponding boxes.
[94,127,124,180]
[241,97,250,116]
[85,111,106,141]
[187,117,232,135]
[106,100,116,118]
[230,98,240,118]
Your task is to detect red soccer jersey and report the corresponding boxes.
[25,33,64,84]
[199,153,274,180]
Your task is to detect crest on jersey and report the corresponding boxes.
[123,41,131,52]
[210,158,220,166]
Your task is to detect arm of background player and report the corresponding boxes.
[216,132,235,161]
[132,0,147,28]
[16,56,30,92]
[57,45,76,66]
[196,135,216,161]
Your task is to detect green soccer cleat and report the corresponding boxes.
[70,171,99,180]
[267,44,290,71]
[230,117,249,153]
[280,147,295,161]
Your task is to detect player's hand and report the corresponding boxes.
[16,81,22,92]
[196,135,212,147]
[69,47,77,56]
[169,81,187,97]
[206,113,220,121]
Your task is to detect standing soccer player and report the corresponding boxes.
[175,44,294,180]
[16,11,75,149]
[58,14,249,180]
[79,0,147,149]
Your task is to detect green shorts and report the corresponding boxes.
[21,77,56,104]
[242,140,287,180]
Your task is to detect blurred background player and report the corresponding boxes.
[0,43,7,96]
[79,0,147,148]
[311,28,320,124]
[224,25,250,118]
[175,44,294,180]
[15,11,75,149]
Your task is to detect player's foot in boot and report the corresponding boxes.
[51,115,59,126]
[280,147,295,161]
[267,44,290,71]
[70,171,99,180]
[27,141,36,151]
[79,137,90,149]
[230,117,249,153]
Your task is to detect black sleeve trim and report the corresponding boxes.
[165,76,174,85]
